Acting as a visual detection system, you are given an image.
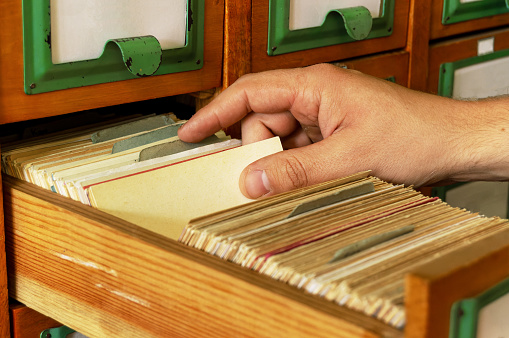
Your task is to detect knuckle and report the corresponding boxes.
[280,155,309,190]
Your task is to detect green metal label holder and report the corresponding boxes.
[23,0,204,95]
[437,48,509,98]
[442,0,509,25]
[449,277,509,338]
[267,0,394,56]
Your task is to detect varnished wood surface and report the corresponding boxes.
[0,0,224,125]
[406,0,432,91]
[405,227,509,338]
[2,176,401,338]
[427,28,509,94]
[250,0,409,73]
[10,303,61,338]
[0,149,9,338]
[430,0,509,40]
[223,0,252,89]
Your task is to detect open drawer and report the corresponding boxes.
[0,0,224,125]
[3,175,509,337]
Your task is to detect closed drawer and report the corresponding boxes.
[428,27,509,221]
[430,0,509,39]
[0,0,224,125]
[428,28,509,95]
[250,0,409,73]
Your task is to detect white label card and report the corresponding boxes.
[289,0,382,31]
[50,0,187,64]
[453,56,509,99]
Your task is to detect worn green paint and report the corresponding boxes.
[442,0,509,25]
[267,0,394,56]
[23,0,204,94]
[108,36,163,77]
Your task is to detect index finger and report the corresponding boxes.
[178,68,303,143]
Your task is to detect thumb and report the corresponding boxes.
[240,141,344,199]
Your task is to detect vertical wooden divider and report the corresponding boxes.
[0,147,10,337]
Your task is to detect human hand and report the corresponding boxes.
[178,64,509,199]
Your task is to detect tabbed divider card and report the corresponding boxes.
[23,0,204,94]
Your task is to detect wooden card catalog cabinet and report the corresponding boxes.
[250,0,409,73]
[428,28,509,219]
[0,0,224,124]
[430,0,509,39]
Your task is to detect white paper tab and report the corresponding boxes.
[50,0,187,64]
[478,37,495,56]
[289,0,382,31]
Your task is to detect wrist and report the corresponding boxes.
[446,97,509,182]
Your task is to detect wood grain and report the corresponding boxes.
[223,0,252,88]
[406,0,432,91]
[336,51,410,87]
[10,303,61,338]
[250,0,409,73]
[430,0,509,40]
[405,227,509,338]
[427,28,509,94]
[0,0,224,125]
[0,147,10,338]
[2,176,401,338]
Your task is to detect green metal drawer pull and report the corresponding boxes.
[330,7,373,41]
[40,325,75,338]
[107,36,163,77]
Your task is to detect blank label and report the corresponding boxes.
[50,0,187,64]
[289,0,382,31]
[453,55,509,99]
[477,292,509,338]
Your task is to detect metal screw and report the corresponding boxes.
[46,333,52,338]
[271,46,277,52]
[30,83,36,89]
[196,59,201,65]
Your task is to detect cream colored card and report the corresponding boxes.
[88,137,283,240]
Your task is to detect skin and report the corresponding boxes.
[178,64,509,199]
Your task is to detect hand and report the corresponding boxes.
[178,64,509,199]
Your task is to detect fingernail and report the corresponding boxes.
[245,170,271,199]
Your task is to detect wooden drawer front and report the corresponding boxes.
[10,303,62,338]
[251,0,409,73]
[0,0,224,125]
[5,176,509,337]
[333,51,410,87]
[428,28,509,94]
[2,176,398,338]
[430,0,509,40]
